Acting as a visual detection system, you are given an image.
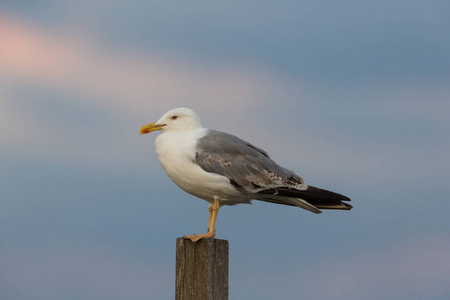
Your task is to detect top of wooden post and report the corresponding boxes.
[176,238,229,300]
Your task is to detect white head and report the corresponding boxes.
[140,107,203,134]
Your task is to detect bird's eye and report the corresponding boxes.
[171,115,178,120]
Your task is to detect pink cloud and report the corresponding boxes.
[0,15,273,117]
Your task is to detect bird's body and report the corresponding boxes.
[140,107,352,241]
[155,127,247,205]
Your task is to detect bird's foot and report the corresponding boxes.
[183,230,215,243]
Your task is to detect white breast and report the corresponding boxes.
[155,128,246,204]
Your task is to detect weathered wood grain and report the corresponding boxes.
[175,238,228,300]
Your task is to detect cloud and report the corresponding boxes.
[0,14,275,138]
[0,14,274,112]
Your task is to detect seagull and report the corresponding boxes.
[140,107,352,242]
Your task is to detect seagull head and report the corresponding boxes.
[140,107,203,134]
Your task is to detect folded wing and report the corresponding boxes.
[195,130,352,214]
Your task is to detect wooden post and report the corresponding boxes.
[175,238,229,300]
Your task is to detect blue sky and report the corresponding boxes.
[1,1,450,299]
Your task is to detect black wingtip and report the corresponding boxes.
[278,185,352,210]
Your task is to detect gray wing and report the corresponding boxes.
[195,130,352,213]
[195,130,307,194]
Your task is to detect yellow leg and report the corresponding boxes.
[184,197,220,243]
[208,198,219,234]
[208,205,214,233]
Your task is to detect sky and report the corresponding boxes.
[1,1,450,299]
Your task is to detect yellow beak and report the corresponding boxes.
[140,122,166,135]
